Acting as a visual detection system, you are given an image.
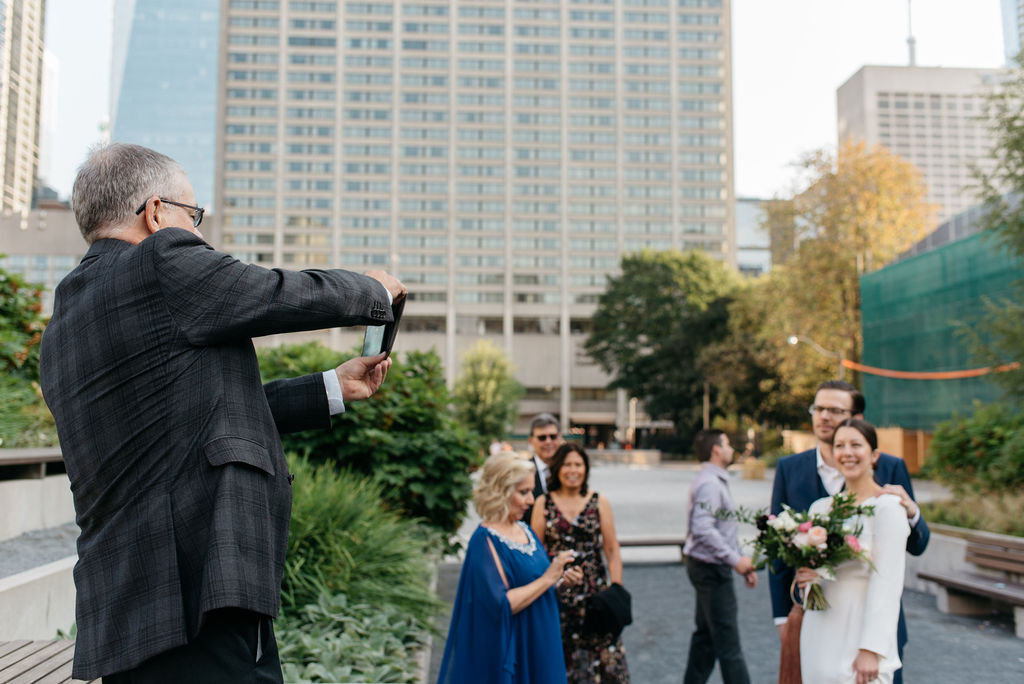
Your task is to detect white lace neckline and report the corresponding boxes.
[483,521,537,555]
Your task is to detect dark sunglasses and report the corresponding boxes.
[533,434,559,442]
[135,197,205,228]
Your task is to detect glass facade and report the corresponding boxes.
[110,0,220,206]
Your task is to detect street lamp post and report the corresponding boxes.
[787,334,846,380]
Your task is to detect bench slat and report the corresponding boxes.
[966,533,1024,553]
[2,641,74,684]
[0,641,31,660]
[918,570,1024,605]
[964,552,1024,575]
[17,650,75,684]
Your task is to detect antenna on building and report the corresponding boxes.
[907,0,917,66]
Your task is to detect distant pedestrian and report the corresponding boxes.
[682,429,757,684]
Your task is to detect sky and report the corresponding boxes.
[43,0,1007,201]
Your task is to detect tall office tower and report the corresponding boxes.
[0,0,45,212]
[109,0,220,206]
[216,0,734,438]
[1002,0,1023,64]
[734,197,770,277]
[838,65,1003,227]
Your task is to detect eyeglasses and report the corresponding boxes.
[808,405,852,417]
[135,197,205,228]
[533,434,559,442]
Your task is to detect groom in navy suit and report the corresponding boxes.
[770,380,929,684]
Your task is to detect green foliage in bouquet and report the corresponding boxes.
[728,491,875,610]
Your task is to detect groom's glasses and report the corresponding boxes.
[533,434,559,442]
[808,405,852,417]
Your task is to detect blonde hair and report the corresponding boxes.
[473,452,535,522]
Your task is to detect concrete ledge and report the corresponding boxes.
[589,449,661,466]
[0,475,76,542]
[0,555,77,640]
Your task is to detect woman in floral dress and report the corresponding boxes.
[531,443,631,683]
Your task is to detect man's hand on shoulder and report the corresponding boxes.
[364,270,407,301]
[880,483,918,520]
[335,353,392,401]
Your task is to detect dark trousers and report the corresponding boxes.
[683,556,750,684]
[104,608,283,684]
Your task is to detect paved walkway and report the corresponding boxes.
[429,463,1024,683]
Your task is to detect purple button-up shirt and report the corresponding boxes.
[683,462,742,568]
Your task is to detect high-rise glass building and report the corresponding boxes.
[109,0,219,206]
[1002,0,1023,64]
[0,0,46,212]
[216,0,735,437]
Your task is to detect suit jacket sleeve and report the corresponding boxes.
[886,456,930,556]
[263,373,330,434]
[769,459,794,620]
[150,229,391,346]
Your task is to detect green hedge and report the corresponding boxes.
[926,401,1024,492]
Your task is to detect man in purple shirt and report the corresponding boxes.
[682,429,758,684]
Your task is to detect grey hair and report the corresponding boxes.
[529,412,560,437]
[72,143,188,242]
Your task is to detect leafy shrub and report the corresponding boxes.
[0,375,57,448]
[282,455,440,626]
[278,591,427,683]
[920,490,1024,537]
[0,264,45,380]
[259,343,482,542]
[926,401,1024,492]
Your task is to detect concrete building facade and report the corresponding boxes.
[734,197,770,277]
[0,0,45,212]
[837,65,1003,227]
[0,204,81,314]
[215,0,735,439]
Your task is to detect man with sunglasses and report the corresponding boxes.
[522,413,563,520]
[768,380,930,684]
[39,143,406,683]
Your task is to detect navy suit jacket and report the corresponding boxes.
[769,448,930,649]
[40,228,392,678]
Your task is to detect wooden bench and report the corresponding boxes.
[618,537,687,562]
[918,532,1024,639]
[0,640,96,683]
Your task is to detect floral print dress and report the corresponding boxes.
[542,492,631,683]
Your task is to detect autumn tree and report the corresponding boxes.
[452,339,524,443]
[585,249,741,434]
[758,140,935,398]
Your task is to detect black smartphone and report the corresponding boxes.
[361,295,405,357]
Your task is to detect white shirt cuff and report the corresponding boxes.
[322,369,345,415]
[909,508,921,527]
[774,617,788,626]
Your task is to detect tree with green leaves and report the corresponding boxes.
[585,249,741,435]
[259,343,481,544]
[453,339,523,444]
[0,264,56,447]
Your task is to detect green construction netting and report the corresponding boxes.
[860,232,1024,430]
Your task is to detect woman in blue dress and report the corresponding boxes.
[438,452,583,684]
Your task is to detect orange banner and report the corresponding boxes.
[840,359,1021,380]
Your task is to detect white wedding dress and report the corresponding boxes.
[800,494,910,684]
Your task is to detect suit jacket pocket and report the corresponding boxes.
[204,436,275,476]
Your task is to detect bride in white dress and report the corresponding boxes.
[796,418,910,684]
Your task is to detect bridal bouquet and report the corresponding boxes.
[738,491,874,610]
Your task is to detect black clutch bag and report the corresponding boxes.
[582,582,632,641]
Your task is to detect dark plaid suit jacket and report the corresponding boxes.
[39,228,392,679]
